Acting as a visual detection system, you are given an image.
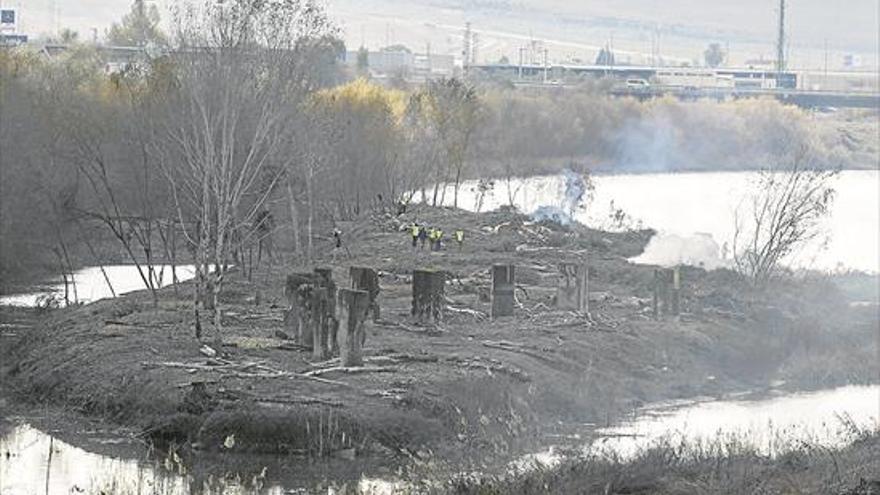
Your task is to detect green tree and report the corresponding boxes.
[107,0,166,47]
[356,46,369,76]
[704,42,725,68]
[59,28,79,44]
[425,78,479,208]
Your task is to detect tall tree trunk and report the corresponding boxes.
[286,176,302,258]
[306,167,315,264]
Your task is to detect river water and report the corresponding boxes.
[1,386,877,495]
[443,170,880,273]
[0,265,198,307]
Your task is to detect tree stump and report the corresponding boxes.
[311,268,337,357]
[556,263,588,312]
[338,289,371,366]
[285,269,338,351]
[285,272,317,344]
[491,264,516,318]
[412,270,445,323]
[350,266,380,322]
[653,267,681,319]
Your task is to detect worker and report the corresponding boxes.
[410,223,420,248]
[331,228,350,261]
[419,226,430,250]
[454,229,464,250]
[432,227,444,251]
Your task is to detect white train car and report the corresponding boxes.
[654,68,735,89]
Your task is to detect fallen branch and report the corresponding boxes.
[446,356,531,382]
[482,340,555,363]
[304,366,397,377]
[385,352,441,364]
[445,305,488,321]
[142,360,350,387]
[375,319,443,335]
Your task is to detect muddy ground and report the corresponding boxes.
[1,205,877,478]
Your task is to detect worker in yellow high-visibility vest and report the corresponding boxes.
[410,223,420,248]
[434,228,444,251]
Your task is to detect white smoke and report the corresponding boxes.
[630,232,731,270]
[530,169,590,225]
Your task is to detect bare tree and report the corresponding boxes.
[733,144,838,285]
[158,0,337,339]
[425,78,479,208]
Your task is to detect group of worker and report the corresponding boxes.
[409,222,464,251]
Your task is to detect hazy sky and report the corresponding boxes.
[4,0,877,68]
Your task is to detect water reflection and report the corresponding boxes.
[0,423,400,495]
[594,385,880,459]
[3,386,877,494]
[0,424,189,495]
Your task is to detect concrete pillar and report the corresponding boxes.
[285,272,316,343]
[556,263,588,312]
[338,289,370,366]
[285,269,339,351]
[350,266,380,322]
[412,270,445,323]
[313,268,338,353]
[297,282,317,347]
[671,266,681,316]
[652,269,663,319]
[653,267,681,319]
[491,264,516,318]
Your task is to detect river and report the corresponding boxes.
[0,265,198,307]
[441,170,880,273]
[1,386,877,494]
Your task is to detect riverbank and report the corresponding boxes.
[444,429,880,495]
[1,205,877,480]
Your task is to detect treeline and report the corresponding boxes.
[0,0,859,308]
[472,85,864,176]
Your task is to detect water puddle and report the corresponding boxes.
[2,386,877,494]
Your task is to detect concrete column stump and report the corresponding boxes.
[285,272,315,344]
[338,289,371,366]
[284,269,338,353]
[491,264,516,318]
[412,270,445,323]
[350,267,380,321]
[312,268,337,358]
[556,263,588,312]
[653,267,681,319]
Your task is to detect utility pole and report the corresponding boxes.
[426,41,432,77]
[543,47,549,83]
[462,22,472,76]
[472,32,479,66]
[518,46,524,80]
[776,0,786,81]
[823,38,829,89]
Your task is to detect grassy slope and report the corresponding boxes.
[444,431,880,495]
[1,205,876,472]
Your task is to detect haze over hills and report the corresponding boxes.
[5,0,879,70]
